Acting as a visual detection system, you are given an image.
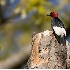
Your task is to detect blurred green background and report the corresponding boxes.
[0,0,70,69]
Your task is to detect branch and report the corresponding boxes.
[0,45,31,69]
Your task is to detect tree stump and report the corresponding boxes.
[26,30,70,69]
[67,41,70,68]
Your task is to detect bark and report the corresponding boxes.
[26,30,70,69]
[67,41,70,68]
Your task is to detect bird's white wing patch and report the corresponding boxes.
[53,26,66,37]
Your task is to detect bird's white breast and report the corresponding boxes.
[53,26,66,37]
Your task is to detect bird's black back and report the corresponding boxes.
[51,17,64,28]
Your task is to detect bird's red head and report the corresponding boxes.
[47,12,58,18]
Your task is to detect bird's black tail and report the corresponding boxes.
[60,35,66,46]
[53,31,66,46]
[56,35,66,46]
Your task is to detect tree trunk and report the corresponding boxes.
[26,30,70,69]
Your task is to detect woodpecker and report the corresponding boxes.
[47,12,66,46]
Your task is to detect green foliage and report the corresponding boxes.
[0,0,70,60]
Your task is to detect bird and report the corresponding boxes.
[46,12,66,46]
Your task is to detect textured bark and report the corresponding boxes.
[67,41,70,68]
[26,30,70,69]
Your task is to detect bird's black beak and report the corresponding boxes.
[46,14,50,16]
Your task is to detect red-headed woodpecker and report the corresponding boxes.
[47,12,66,46]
